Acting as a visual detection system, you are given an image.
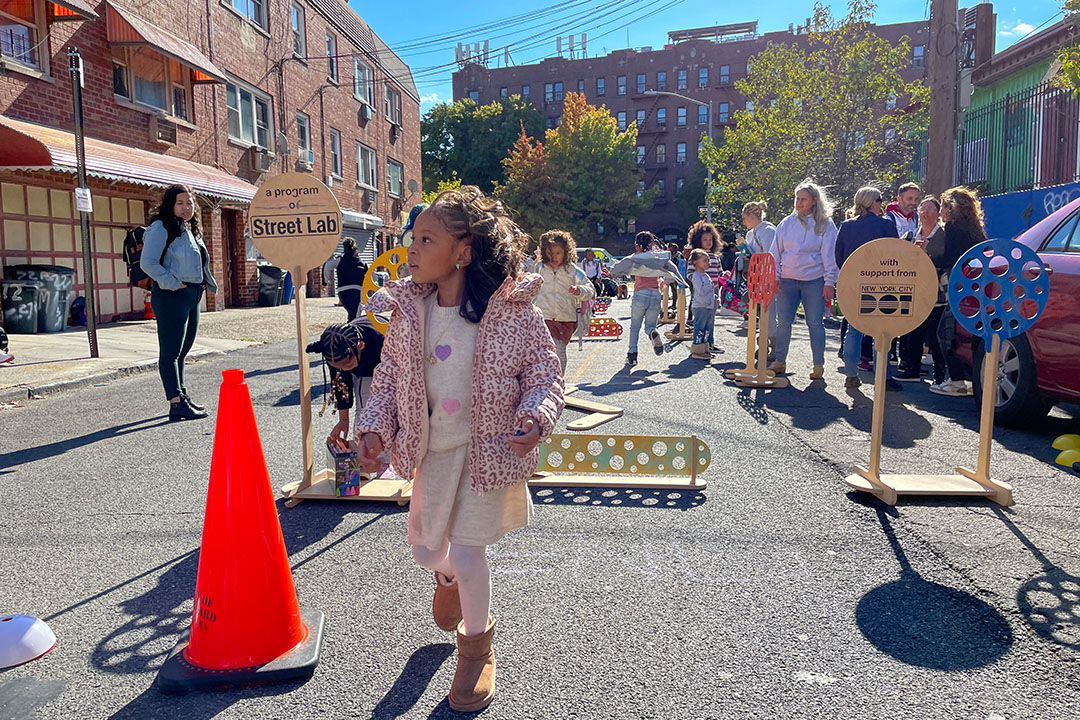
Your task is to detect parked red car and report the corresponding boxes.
[959,196,1080,426]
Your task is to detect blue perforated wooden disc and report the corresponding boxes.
[947,238,1048,342]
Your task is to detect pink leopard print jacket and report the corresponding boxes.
[354,273,564,493]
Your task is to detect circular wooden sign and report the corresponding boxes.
[836,237,937,340]
[948,238,1049,342]
[247,173,342,275]
[747,252,777,304]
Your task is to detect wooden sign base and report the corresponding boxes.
[842,338,1013,506]
[731,302,785,388]
[281,470,413,508]
[663,291,692,341]
[564,395,624,431]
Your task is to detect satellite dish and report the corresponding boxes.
[407,179,419,195]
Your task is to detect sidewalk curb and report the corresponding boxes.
[0,347,228,404]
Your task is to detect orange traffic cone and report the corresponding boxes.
[155,368,324,693]
[143,292,154,320]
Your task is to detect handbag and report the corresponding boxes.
[718,273,748,315]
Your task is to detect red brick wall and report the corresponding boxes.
[0,0,420,309]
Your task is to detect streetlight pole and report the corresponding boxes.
[643,89,714,224]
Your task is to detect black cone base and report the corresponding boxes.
[155,608,325,694]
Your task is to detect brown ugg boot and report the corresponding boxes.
[433,572,462,631]
[449,617,496,712]
[690,342,711,360]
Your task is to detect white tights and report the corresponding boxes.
[412,541,491,636]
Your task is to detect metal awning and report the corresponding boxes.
[50,0,98,20]
[0,115,257,203]
[341,209,384,229]
[105,1,226,83]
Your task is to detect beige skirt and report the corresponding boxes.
[407,442,532,551]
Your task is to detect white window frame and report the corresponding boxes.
[719,64,730,84]
[553,81,563,101]
[617,75,626,96]
[657,71,667,90]
[718,102,729,122]
[636,73,646,94]
[230,0,267,30]
[0,0,47,73]
[387,159,404,197]
[385,85,402,125]
[676,142,687,164]
[329,128,342,178]
[656,107,666,127]
[677,107,687,127]
[697,105,708,126]
[636,109,646,127]
[291,2,305,56]
[356,141,377,188]
[596,77,605,96]
[296,112,311,157]
[326,33,338,82]
[677,68,687,90]
[617,111,626,131]
[913,45,925,68]
[545,83,554,103]
[226,78,272,148]
[656,144,666,163]
[353,57,374,106]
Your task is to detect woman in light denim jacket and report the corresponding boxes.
[140,184,217,421]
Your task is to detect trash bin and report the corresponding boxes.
[1,280,41,334]
[257,266,284,307]
[4,265,75,332]
[282,271,295,304]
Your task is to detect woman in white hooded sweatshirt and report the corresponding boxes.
[534,229,595,372]
[769,180,839,380]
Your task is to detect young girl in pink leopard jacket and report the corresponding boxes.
[354,186,564,712]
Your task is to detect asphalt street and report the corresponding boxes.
[2,297,1078,720]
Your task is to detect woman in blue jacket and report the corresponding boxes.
[140,184,217,421]
[834,186,898,389]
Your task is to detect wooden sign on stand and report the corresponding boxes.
[727,253,778,383]
[731,253,786,389]
[246,173,341,502]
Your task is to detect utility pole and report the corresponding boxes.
[69,47,99,358]
[926,0,959,194]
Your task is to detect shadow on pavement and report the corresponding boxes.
[85,502,399,679]
[371,642,455,720]
[0,417,172,474]
[531,486,706,510]
[992,507,1080,651]
[835,387,933,449]
[106,676,308,720]
[0,676,65,720]
[855,506,1013,670]
[573,368,668,397]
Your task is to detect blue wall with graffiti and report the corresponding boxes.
[981,181,1080,240]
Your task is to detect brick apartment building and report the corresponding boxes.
[453,19,929,247]
[0,0,419,323]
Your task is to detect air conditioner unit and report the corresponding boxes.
[359,103,373,121]
[365,188,376,204]
[324,174,334,188]
[248,148,273,173]
[389,123,400,141]
[149,116,177,146]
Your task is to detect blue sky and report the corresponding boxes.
[352,0,1069,114]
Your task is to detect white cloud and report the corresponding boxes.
[420,92,443,107]
[999,21,1035,37]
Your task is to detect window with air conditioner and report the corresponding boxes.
[356,142,377,188]
[113,47,194,123]
[329,128,342,178]
[296,112,311,163]
[385,85,402,125]
[226,79,272,147]
[617,76,626,96]
[326,33,338,82]
[1,0,47,72]
[291,2,305,56]
[354,57,374,106]
[387,160,404,197]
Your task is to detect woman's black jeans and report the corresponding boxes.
[151,284,203,400]
[339,288,362,321]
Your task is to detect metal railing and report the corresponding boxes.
[956,80,1080,195]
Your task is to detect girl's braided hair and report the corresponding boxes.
[306,322,362,363]
[427,186,528,323]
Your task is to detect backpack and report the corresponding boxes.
[122,225,179,290]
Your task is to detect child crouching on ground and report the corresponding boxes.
[353,186,564,712]
[534,229,595,373]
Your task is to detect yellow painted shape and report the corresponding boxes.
[26,186,48,216]
[539,434,710,476]
[2,183,24,214]
[1055,449,1080,468]
[363,247,410,332]
[49,189,71,219]
[92,193,110,221]
[29,222,50,251]
[3,220,26,250]
[53,224,74,252]
[110,197,129,224]
[1052,434,1080,451]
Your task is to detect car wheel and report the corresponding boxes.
[972,332,1052,427]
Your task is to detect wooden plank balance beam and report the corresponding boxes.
[530,434,710,491]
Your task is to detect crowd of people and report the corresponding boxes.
[144,177,992,712]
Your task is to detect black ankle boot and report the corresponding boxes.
[626,352,637,366]
[181,392,205,412]
[169,397,208,421]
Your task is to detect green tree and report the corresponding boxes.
[421,95,544,194]
[701,0,928,231]
[496,92,655,244]
[421,175,462,204]
[1057,0,1080,90]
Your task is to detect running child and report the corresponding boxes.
[534,229,595,372]
[353,186,564,712]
